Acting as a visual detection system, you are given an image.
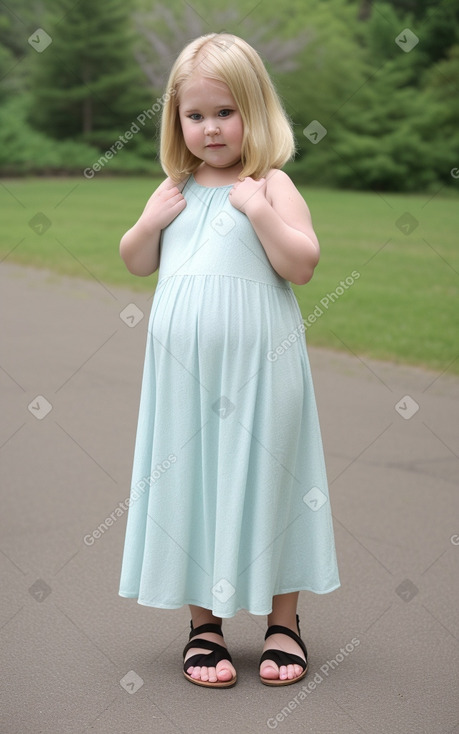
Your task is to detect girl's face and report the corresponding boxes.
[178,75,243,171]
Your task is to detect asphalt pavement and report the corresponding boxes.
[1,262,458,734]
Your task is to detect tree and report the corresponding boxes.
[0,0,42,99]
[132,2,307,92]
[29,0,150,147]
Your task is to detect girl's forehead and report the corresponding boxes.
[178,74,233,103]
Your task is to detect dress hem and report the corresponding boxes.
[118,582,341,617]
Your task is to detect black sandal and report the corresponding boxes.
[259,614,308,686]
[182,620,237,688]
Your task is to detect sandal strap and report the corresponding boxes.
[183,638,233,670]
[263,626,308,660]
[264,614,301,639]
[188,620,223,640]
[263,616,308,662]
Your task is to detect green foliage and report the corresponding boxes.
[424,44,459,127]
[323,62,449,191]
[0,97,96,174]
[0,0,458,189]
[29,0,151,148]
[0,96,158,176]
[286,1,459,191]
[0,39,13,102]
[413,0,459,65]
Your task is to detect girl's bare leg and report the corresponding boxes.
[183,605,236,683]
[260,592,305,682]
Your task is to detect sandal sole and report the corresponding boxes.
[260,663,308,687]
[183,671,238,688]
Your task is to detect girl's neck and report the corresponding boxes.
[193,161,243,187]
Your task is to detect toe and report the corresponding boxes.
[200,666,211,682]
[216,661,234,682]
[190,665,201,680]
[287,663,304,680]
[186,664,224,684]
[279,665,288,680]
[206,666,218,683]
[260,662,280,680]
[261,660,304,682]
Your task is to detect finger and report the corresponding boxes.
[163,176,181,189]
[163,189,183,201]
[162,185,182,199]
[158,176,184,194]
[173,197,187,212]
[161,191,186,208]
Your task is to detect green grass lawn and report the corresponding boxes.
[1,176,458,374]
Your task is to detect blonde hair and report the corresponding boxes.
[160,33,295,181]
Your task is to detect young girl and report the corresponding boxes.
[118,32,340,688]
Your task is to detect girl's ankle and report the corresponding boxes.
[191,610,222,628]
[267,613,298,630]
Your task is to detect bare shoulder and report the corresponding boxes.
[265,169,318,245]
[266,168,294,189]
[265,168,299,196]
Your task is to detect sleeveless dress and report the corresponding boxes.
[118,174,340,617]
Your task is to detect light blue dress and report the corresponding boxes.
[118,174,340,617]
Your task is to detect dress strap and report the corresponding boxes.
[180,174,193,193]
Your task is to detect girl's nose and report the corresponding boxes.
[204,121,221,136]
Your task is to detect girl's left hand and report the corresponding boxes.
[229,177,267,215]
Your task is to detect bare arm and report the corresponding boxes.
[229,170,320,285]
[120,177,187,276]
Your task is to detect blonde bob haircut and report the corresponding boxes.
[160,33,295,182]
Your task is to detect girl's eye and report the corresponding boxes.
[188,110,232,120]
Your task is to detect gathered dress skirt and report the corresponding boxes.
[118,174,340,617]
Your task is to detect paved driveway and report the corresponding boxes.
[1,263,458,734]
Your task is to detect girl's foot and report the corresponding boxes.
[184,629,236,684]
[259,615,308,685]
[260,633,305,682]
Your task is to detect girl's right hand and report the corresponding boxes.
[139,177,187,233]
[120,177,187,276]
